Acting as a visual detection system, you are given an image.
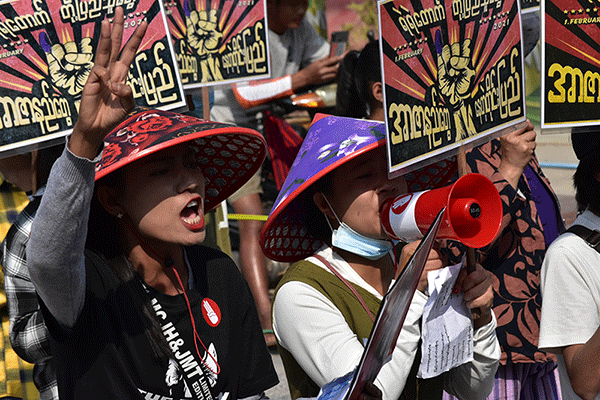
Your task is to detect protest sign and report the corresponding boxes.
[379,0,526,177]
[541,0,600,129]
[164,0,269,91]
[0,0,185,156]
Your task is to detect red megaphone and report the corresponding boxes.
[381,173,502,248]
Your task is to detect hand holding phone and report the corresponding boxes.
[330,31,349,58]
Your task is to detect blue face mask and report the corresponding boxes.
[332,222,395,260]
[322,194,396,260]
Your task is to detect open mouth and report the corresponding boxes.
[181,198,204,231]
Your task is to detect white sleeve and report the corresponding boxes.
[443,314,500,399]
[375,290,426,399]
[273,281,425,400]
[539,236,600,352]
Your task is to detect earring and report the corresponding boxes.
[117,212,123,219]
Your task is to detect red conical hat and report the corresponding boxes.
[95,108,267,212]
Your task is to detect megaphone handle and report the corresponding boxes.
[458,148,482,320]
[457,148,477,276]
[466,247,482,321]
[466,247,476,273]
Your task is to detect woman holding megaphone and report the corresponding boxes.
[260,114,500,400]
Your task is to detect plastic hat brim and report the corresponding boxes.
[95,108,267,213]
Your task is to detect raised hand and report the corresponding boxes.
[69,7,147,160]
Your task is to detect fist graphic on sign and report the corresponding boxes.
[435,31,477,140]
[40,31,94,98]
[186,6,223,56]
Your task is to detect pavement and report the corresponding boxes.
[265,348,290,400]
[535,130,579,226]
[260,130,579,400]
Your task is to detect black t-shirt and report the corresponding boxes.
[42,245,278,399]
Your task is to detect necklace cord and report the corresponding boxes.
[172,266,221,376]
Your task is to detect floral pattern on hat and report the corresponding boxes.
[95,108,266,212]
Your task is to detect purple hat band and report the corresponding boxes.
[96,108,267,213]
[260,114,456,262]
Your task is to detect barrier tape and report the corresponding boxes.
[228,213,268,221]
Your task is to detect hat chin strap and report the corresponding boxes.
[321,194,337,234]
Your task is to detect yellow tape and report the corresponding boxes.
[228,213,268,221]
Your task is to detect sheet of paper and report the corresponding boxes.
[418,262,474,379]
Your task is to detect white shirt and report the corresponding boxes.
[273,246,500,400]
[210,17,329,128]
[539,209,600,400]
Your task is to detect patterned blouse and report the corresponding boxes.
[443,138,565,364]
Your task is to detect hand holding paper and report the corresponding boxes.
[419,262,474,379]
[453,262,493,328]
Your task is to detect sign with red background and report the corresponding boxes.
[0,0,184,155]
[379,0,526,176]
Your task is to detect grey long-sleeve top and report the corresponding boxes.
[27,145,97,328]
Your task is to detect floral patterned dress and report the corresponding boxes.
[443,138,565,364]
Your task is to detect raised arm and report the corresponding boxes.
[69,8,147,160]
[443,121,537,265]
[497,121,536,190]
[476,121,536,254]
[26,9,147,328]
[233,55,342,109]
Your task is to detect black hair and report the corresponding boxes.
[573,155,600,214]
[335,40,381,118]
[87,170,173,361]
[86,170,125,258]
[303,172,334,245]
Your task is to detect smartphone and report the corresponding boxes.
[330,31,349,58]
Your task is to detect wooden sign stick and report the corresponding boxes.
[202,87,210,120]
[31,149,38,194]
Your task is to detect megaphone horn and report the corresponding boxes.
[381,173,502,248]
